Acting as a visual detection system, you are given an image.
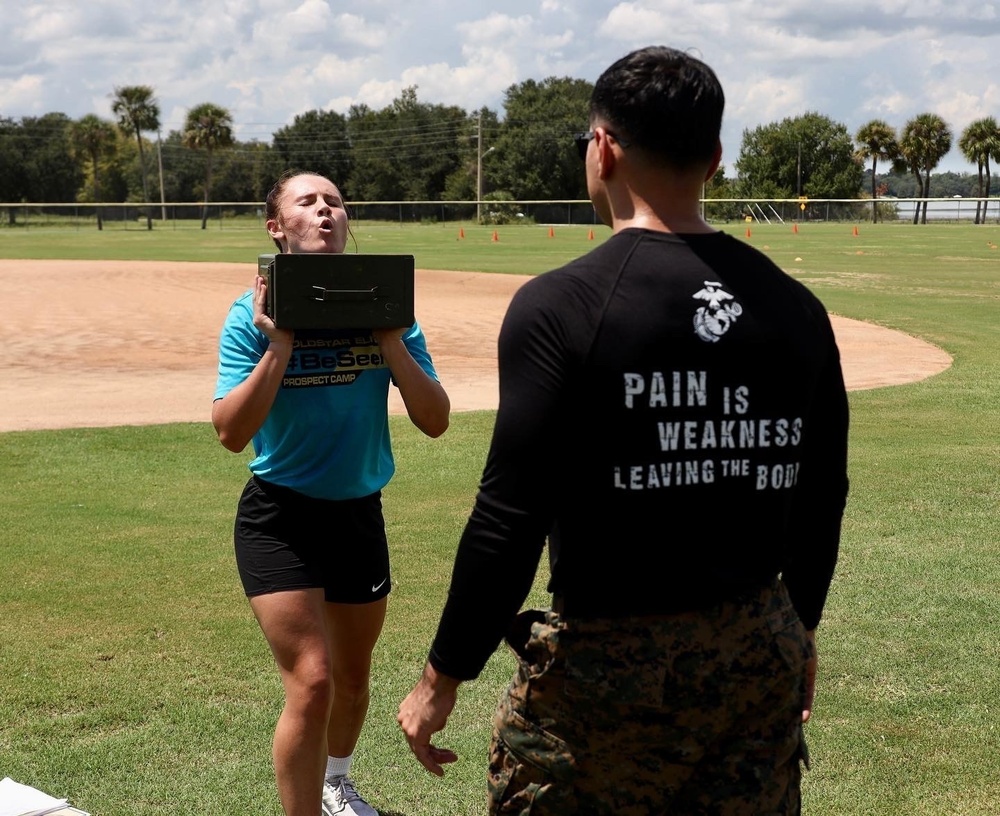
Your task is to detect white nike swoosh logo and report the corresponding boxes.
[372,577,388,593]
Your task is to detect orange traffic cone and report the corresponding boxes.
[588,228,595,240]
[548,226,555,238]
[746,228,752,238]
[492,230,499,242]
[459,227,465,239]
[852,225,859,236]
[792,223,798,234]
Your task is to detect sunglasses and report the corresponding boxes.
[573,130,631,160]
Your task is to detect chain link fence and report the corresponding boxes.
[1,197,997,230]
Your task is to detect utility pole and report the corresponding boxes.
[476,114,495,225]
[796,142,802,198]
[157,131,167,222]
[476,115,483,225]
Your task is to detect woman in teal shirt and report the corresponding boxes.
[213,169,450,816]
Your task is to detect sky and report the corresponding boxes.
[3,0,999,177]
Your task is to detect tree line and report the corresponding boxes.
[1,80,998,228]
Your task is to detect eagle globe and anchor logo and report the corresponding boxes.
[692,281,743,343]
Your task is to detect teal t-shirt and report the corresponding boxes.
[214,291,439,500]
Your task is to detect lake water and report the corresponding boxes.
[887,198,998,221]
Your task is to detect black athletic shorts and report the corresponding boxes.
[233,476,391,604]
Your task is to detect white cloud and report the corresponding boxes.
[284,0,336,34]
[334,13,391,48]
[0,75,46,113]
[0,0,995,172]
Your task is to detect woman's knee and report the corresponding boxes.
[331,665,372,703]
[284,656,335,714]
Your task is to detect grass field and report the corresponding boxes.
[1,222,999,815]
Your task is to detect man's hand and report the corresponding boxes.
[802,629,817,723]
[397,663,461,776]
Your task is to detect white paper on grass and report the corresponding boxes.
[0,778,68,816]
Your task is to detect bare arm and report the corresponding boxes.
[375,328,450,438]
[397,662,461,776]
[802,628,817,723]
[212,276,293,452]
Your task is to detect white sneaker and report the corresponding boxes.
[321,776,377,816]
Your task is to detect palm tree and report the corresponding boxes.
[898,113,953,224]
[182,103,234,229]
[110,85,160,230]
[855,119,898,223]
[958,117,1000,224]
[70,114,118,230]
[892,148,923,225]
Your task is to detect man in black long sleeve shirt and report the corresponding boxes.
[399,45,849,816]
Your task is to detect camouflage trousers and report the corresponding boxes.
[487,578,811,816]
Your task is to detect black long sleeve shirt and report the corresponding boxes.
[430,229,850,680]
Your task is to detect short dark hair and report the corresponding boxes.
[589,46,724,167]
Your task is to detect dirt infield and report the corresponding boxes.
[0,259,953,433]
